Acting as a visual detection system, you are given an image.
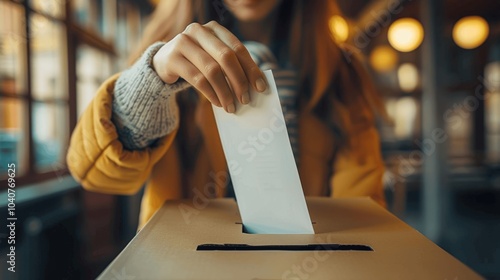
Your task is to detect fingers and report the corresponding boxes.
[177,33,235,112]
[204,21,268,93]
[183,23,251,108]
[163,21,269,113]
[166,36,221,107]
[178,59,222,108]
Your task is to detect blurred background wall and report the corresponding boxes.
[0,0,499,279]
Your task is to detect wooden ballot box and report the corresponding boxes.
[98,197,482,279]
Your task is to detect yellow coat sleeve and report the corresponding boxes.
[66,74,177,195]
[330,124,387,208]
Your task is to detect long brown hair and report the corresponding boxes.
[131,0,385,150]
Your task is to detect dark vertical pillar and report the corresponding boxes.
[473,43,490,159]
[24,0,34,175]
[420,0,448,242]
[66,0,77,133]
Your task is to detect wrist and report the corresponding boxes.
[152,45,180,85]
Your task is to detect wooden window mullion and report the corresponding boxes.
[66,0,77,133]
[24,0,34,178]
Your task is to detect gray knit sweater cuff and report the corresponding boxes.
[112,42,191,150]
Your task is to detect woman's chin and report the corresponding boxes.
[224,0,281,23]
[232,13,269,23]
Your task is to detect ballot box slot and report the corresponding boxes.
[235,222,317,234]
[196,244,373,251]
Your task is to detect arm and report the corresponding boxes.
[66,73,179,195]
[67,19,267,194]
[330,124,387,208]
[113,21,269,149]
[112,42,190,150]
[66,42,192,194]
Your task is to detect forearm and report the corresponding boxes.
[67,73,178,195]
[112,42,190,150]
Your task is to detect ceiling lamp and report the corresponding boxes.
[452,16,489,49]
[485,62,500,91]
[329,15,349,43]
[397,63,419,92]
[388,18,424,52]
[369,45,399,73]
[394,97,418,139]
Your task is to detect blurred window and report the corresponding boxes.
[0,0,149,187]
[0,1,27,94]
[0,2,29,179]
[76,45,113,117]
[72,0,103,35]
[29,0,65,19]
[446,92,474,157]
[31,14,68,101]
[32,102,68,172]
[485,61,500,160]
[382,97,420,142]
[0,98,29,177]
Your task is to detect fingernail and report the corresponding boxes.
[226,103,235,113]
[241,92,250,104]
[255,78,267,92]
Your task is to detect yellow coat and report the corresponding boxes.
[67,74,386,229]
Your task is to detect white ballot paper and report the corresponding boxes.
[212,70,314,234]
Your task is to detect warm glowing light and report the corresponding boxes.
[394,97,418,139]
[369,45,398,72]
[485,92,500,144]
[452,16,489,49]
[397,63,419,92]
[386,97,418,139]
[388,18,424,52]
[485,62,500,91]
[329,15,349,43]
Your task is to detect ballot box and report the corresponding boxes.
[98,197,482,279]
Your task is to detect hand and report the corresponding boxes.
[152,21,268,113]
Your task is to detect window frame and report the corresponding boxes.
[0,0,117,188]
